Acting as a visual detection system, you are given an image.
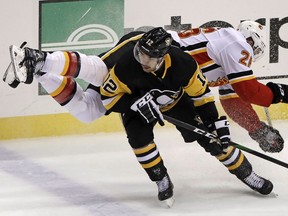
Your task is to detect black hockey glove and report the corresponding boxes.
[266,82,288,103]
[207,116,230,153]
[214,116,230,150]
[130,92,165,126]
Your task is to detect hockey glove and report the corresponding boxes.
[131,92,165,126]
[266,82,288,103]
[249,122,284,153]
[207,116,230,153]
[214,116,230,151]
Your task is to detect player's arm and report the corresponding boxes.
[183,61,229,151]
[100,67,135,113]
[183,63,215,107]
[100,64,164,126]
[232,77,288,106]
[223,42,286,107]
[231,78,274,107]
[182,61,219,126]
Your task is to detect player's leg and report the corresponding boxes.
[36,73,106,123]
[166,95,273,195]
[7,45,108,87]
[121,111,174,204]
[215,146,273,195]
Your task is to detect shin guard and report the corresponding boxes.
[133,143,167,181]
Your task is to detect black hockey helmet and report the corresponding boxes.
[137,27,172,58]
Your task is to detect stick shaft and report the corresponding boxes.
[257,75,288,80]
[163,114,288,169]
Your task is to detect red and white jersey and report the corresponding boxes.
[169,27,255,97]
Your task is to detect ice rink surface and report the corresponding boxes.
[0,120,287,216]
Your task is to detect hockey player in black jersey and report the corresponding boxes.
[8,27,273,206]
[100,27,273,205]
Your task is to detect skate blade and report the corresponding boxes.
[163,197,175,208]
[3,62,20,88]
[269,192,279,197]
[9,45,27,83]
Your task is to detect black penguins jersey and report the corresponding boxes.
[100,44,214,114]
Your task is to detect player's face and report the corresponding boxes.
[137,51,163,73]
[134,43,164,73]
[246,37,265,61]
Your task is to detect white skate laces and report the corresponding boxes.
[156,174,174,207]
[243,171,265,189]
[156,174,170,192]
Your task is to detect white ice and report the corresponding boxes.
[0,120,287,216]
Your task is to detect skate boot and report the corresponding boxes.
[9,45,46,84]
[241,171,273,195]
[249,122,284,153]
[156,174,174,207]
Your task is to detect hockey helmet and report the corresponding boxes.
[134,27,172,72]
[237,20,267,61]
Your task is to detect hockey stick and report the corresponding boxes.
[257,75,288,80]
[163,114,288,169]
[3,41,27,88]
[264,107,273,126]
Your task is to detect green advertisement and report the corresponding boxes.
[39,0,124,94]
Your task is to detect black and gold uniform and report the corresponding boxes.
[100,29,221,182]
[98,27,274,199]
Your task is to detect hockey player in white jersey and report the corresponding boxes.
[168,20,284,153]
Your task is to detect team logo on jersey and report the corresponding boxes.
[149,88,182,107]
[208,77,229,87]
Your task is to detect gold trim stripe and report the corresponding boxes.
[141,156,162,169]
[50,77,67,97]
[60,52,70,76]
[227,153,244,171]
[216,146,235,160]
[134,143,156,155]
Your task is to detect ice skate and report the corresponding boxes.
[241,171,273,195]
[9,45,46,84]
[156,174,175,207]
[3,42,28,88]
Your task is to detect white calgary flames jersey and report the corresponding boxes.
[169,27,256,96]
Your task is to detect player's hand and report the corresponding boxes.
[214,116,230,151]
[266,82,288,103]
[130,92,165,126]
[207,116,230,154]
